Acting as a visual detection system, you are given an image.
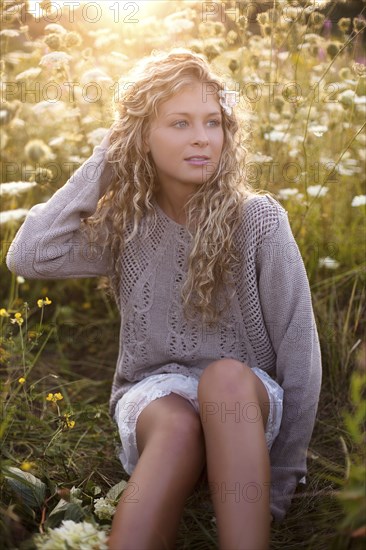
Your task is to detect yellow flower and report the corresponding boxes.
[38,297,52,308]
[18,377,26,384]
[64,413,75,429]
[0,308,10,317]
[20,461,35,471]
[10,313,24,326]
[46,392,63,402]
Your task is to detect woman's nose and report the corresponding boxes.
[192,130,209,146]
[193,137,209,146]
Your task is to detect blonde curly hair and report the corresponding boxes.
[81,48,267,325]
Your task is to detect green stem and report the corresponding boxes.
[18,324,26,375]
[44,427,63,454]
[30,327,55,369]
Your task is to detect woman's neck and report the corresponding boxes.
[154,192,189,226]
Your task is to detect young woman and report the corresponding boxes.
[6,48,322,550]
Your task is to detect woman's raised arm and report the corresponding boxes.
[6,130,114,279]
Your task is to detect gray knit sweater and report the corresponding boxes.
[6,141,322,523]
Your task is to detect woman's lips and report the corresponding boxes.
[185,158,210,165]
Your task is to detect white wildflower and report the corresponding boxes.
[304,33,321,42]
[44,24,67,34]
[356,132,366,145]
[338,89,356,108]
[284,7,302,22]
[0,111,9,124]
[39,51,72,70]
[94,497,116,521]
[95,34,119,49]
[309,124,328,137]
[289,148,300,158]
[87,128,110,147]
[337,159,362,176]
[49,136,65,147]
[354,95,366,114]
[33,520,108,550]
[3,51,30,66]
[269,112,281,122]
[0,181,37,196]
[80,69,113,86]
[0,29,20,38]
[81,115,95,125]
[278,188,300,200]
[314,0,332,8]
[164,10,195,34]
[63,107,81,119]
[70,486,83,506]
[0,209,29,224]
[110,51,129,61]
[88,28,110,37]
[358,147,366,162]
[307,185,328,197]
[277,51,290,61]
[68,156,84,164]
[15,67,42,81]
[247,152,273,163]
[354,95,366,105]
[31,101,66,117]
[351,195,366,207]
[318,257,340,270]
[264,130,286,142]
[166,18,194,33]
[17,276,25,284]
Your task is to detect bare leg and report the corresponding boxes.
[197,359,271,550]
[108,392,206,550]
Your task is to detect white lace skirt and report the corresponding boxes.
[114,368,284,476]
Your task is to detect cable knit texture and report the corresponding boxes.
[6,143,322,524]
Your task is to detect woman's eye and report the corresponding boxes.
[173,120,221,128]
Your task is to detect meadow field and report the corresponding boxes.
[0,0,365,548]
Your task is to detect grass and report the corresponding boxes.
[1,267,364,549]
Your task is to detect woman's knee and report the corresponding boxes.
[198,358,255,399]
[197,359,269,427]
[136,392,203,456]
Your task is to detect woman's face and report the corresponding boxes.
[145,81,224,199]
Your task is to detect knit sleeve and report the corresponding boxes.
[5,139,114,280]
[256,209,322,523]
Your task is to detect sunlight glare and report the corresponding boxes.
[27,1,154,21]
